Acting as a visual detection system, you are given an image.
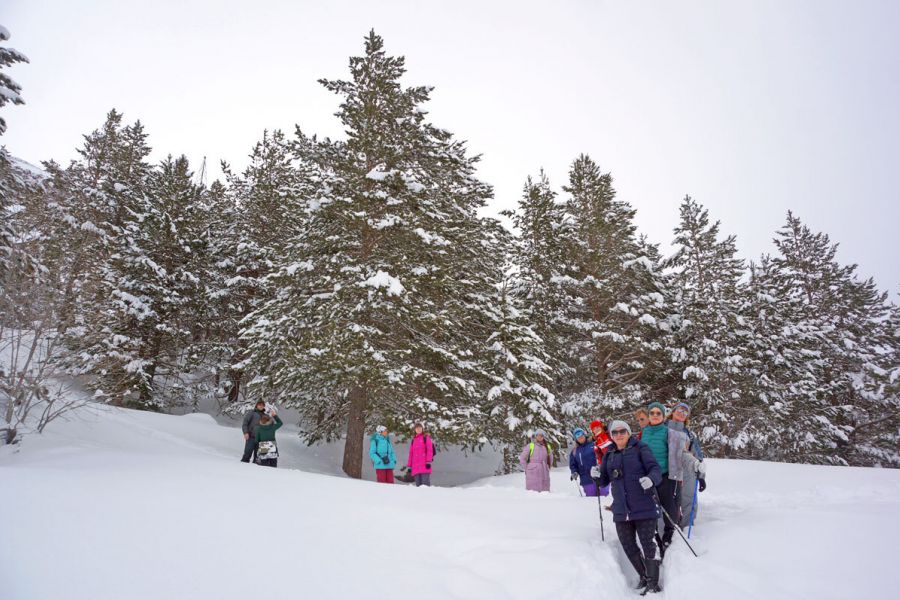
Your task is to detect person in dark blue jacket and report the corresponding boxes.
[592,419,664,595]
[568,428,599,496]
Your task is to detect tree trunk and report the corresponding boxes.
[227,369,242,405]
[342,385,367,478]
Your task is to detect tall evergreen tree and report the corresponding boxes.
[769,212,898,465]
[556,155,669,420]
[664,196,748,453]
[0,25,28,136]
[242,31,502,477]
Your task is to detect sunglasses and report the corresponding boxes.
[649,410,663,416]
[610,429,629,436]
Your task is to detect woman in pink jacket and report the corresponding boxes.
[407,422,434,487]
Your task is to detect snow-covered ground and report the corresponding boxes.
[2,406,898,600]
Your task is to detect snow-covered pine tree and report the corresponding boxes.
[209,130,311,410]
[242,31,502,478]
[556,154,668,421]
[0,24,31,276]
[39,111,153,335]
[770,212,899,465]
[0,25,28,136]
[484,252,562,473]
[502,170,572,391]
[69,155,204,408]
[664,196,749,454]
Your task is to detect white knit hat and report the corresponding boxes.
[607,420,632,435]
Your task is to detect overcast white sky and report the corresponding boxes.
[3,0,899,290]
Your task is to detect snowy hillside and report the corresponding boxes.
[2,407,898,600]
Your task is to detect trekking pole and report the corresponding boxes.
[593,477,605,541]
[652,491,698,558]
[687,478,700,539]
[572,476,584,497]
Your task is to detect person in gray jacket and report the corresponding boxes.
[670,402,707,528]
[240,400,267,463]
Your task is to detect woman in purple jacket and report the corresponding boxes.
[593,420,664,595]
[519,430,553,492]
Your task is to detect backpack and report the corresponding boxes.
[420,434,437,460]
[527,441,553,466]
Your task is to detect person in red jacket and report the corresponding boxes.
[590,419,613,496]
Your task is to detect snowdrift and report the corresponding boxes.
[2,406,898,600]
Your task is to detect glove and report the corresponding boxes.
[698,478,707,492]
[425,463,431,469]
[639,476,654,490]
[590,465,602,479]
[696,461,707,478]
[381,456,390,465]
[570,472,578,481]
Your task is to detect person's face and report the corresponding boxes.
[636,413,649,428]
[576,434,586,444]
[610,426,630,449]
[255,403,265,412]
[380,430,388,437]
[591,426,602,438]
[648,408,665,425]
[415,425,423,435]
[673,406,688,422]
[535,434,544,443]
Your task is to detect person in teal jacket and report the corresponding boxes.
[255,410,283,468]
[642,401,682,554]
[370,425,397,484]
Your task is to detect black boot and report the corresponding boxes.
[640,559,662,595]
[626,552,646,589]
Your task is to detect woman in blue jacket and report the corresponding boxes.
[568,428,598,496]
[593,419,663,595]
[369,425,397,484]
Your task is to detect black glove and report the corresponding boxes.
[425,463,431,469]
[570,472,578,482]
[381,456,390,465]
[698,478,707,492]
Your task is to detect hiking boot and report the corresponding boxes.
[640,559,662,595]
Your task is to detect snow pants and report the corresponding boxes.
[241,438,258,463]
[615,518,659,577]
[414,473,431,487]
[656,477,682,545]
[376,469,395,484]
[259,458,277,468]
[680,469,699,528]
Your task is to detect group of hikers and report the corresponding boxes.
[521,401,707,595]
[239,399,706,594]
[240,400,435,487]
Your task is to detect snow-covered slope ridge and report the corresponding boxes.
[1,406,898,600]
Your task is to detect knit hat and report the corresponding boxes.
[533,429,547,439]
[647,402,667,416]
[674,402,691,415]
[572,428,587,440]
[589,419,605,431]
[375,425,387,434]
[607,420,632,436]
